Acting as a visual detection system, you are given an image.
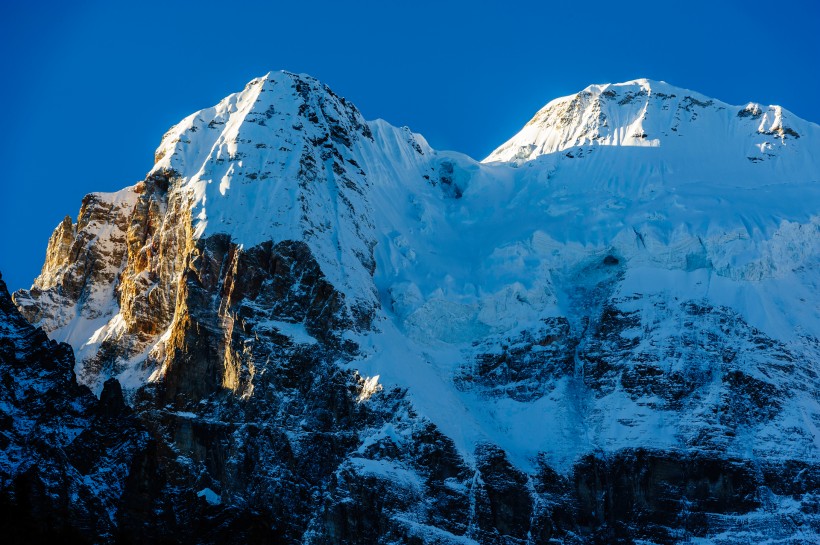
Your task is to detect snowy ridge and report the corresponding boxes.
[484,78,820,167]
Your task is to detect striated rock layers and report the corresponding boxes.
[3,73,820,543]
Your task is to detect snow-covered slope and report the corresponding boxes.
[355,82,820,471]
[152,72,384,313]
[10,72,820,544]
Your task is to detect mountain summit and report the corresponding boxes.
[485,78,817,165]
[5,72,820,544]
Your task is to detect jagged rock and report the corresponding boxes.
[0,273,149,543]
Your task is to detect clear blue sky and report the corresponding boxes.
[1,0,818,291]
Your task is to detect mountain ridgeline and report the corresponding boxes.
[3,72,820,544]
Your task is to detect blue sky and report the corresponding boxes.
[1,0,819,291]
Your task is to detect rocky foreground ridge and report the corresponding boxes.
[3,72,820,543]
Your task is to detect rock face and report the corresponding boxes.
[0,273,149,543]
[3,72,820,543]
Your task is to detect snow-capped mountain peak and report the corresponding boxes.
[484,78,817,164]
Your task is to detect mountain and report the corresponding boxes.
[4,71,820,544]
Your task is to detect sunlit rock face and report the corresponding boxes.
[4,72,820,543]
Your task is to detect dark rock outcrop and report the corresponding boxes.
[0,273,150,543]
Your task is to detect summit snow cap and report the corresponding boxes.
[483,78,815,164]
